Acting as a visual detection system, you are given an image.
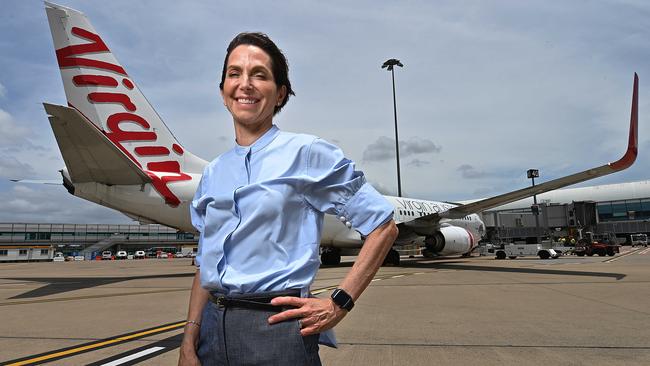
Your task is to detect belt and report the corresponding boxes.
[209,289,300,312]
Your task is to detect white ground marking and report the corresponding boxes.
[604,248,641,263]
[100,346,165,366]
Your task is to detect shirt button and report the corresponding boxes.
[339,216,347,222]
[345,221,352,228]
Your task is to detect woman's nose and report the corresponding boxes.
[240,74,253,90]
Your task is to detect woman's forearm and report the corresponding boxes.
[182,269,210,345]
[338,219,398,301]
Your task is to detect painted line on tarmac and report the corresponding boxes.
[2,321,186,366]
[98,347,165,366]
[88,334,182,366]
[0,288,187,307]
[3,272,416,365]
[604,248,640,263]
[639,248,650,255]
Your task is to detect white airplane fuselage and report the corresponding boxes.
[66,167,484,257]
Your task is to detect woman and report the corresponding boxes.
[179,32,398,366]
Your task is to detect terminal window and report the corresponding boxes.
[0,250,7,256]
[19,249,27,256]
[40,249,48,255]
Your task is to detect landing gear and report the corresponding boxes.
[421,249,436,258]
[320,248,341,266]
[383,249,400,266]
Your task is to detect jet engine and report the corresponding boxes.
[424,226,475,256]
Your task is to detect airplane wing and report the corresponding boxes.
[419,73,639,222]
[45,103,152,185]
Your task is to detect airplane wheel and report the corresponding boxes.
[422,249,435,258]
[321,250,341,266]
[495,251,506,260]
[383,249,400,266]
[539,251,550,260]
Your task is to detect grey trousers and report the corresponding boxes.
[197,295,321,365]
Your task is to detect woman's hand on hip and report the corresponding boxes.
[268,296,347,336]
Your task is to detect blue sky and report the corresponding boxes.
[1,0,649,224]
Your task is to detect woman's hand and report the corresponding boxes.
[178,326,201,366]
[268,297,347,336]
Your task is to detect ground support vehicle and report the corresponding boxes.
[631,233,648,247]
[574,241,620,256]
[575,232,620,257]
[101,251,113,260]
[495,244,559,260]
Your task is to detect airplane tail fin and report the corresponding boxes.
[44,2,207,206]
[45,2,206,173]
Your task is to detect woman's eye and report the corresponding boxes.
[227,72,240,78]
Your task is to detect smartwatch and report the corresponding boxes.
[331,288,354,311]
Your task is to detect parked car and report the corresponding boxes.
[134,250,146,259]
[174,252,185,258]
[101,251,113,260]
[116,250,128,260]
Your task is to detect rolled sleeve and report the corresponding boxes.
[341,182,394,236]
[304,138,394,235]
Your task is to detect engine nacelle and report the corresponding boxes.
[425,226,475,256]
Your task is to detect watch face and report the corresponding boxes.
[332,289,354,311]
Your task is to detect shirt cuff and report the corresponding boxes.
[340,183,394,236]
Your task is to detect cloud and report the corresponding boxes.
[407,158,431,167]
[457,164,490,179]
[0,184,132,224]
[363,136,441,162]
[0,108,30,147]
[0,156,36,179]
[367,180,395,196]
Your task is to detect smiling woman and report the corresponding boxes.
[178,32,398,366]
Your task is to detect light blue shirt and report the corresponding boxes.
[190,125,393,345]
[191,124,393,292]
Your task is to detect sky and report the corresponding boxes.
[0,0,649,224]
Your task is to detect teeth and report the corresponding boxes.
[237,98,258,104]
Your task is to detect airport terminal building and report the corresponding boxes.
[0,223,197,261]
[481,180,650,243]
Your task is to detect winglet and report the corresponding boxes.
[609,73,639,170]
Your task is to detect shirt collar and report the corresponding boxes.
[234,125,280,155]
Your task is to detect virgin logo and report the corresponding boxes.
[57,27,191,207]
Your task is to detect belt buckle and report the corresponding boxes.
[216,296,226,308]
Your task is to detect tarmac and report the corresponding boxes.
[1,247,649,365]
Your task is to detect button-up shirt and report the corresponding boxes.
[191,125,393,294]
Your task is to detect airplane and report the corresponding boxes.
[36,2,638,266]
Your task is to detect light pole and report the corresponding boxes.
[382,58,404,197]
[527,169,541,244]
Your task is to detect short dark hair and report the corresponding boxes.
[219,32,295,115]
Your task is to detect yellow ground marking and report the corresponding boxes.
[6,321,186,366]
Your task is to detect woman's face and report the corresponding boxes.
[221,45,286,130]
